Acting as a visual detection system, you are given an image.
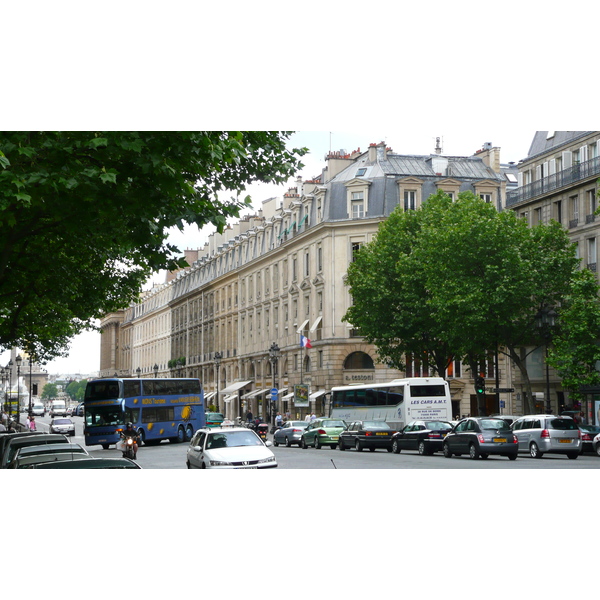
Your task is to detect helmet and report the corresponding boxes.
[126,422,133,428]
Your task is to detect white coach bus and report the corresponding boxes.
[330,377,452,430]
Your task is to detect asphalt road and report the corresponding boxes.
[25,413,600,469]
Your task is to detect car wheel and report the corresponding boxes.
[355,439,363,452]
[392,439,401,454]
[418,441,426,455]
[508,453,517,460]
[330,444,337,450]
[469,443,480,460]
[285,437,291,448]
[567,452,579,460]
[595,444,600,457]
[443,443,452,458]
[186,460,191,469]
[273,437,279,447]
[301,438,308,449]
[480,453,489,459]
[530,442,543,458]
[314,436,321,449]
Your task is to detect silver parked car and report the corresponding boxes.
[49,418,76,437]
[273,421,308,447]
[511,415,581,459]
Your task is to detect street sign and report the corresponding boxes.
[490,388,514,393]
[270,388,278,400]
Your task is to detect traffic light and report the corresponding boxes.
[475,376,485,395]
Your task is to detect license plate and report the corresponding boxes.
[559,438,572,443]
[331,436,339,440]
[493,438,507,443]
[376,432,388,436]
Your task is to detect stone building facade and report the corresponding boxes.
[506,131,600,418]
[101,139,516,420]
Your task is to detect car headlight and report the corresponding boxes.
[258,456,276,464]
[209,460,232,467]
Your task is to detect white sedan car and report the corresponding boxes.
[593,432,600,457]
[186,427,278,469]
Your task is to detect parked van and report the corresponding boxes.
[49,400,67,417]
[512,414,581,459]
[31,403,46,417]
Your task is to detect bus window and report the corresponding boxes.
[124,380,141,398]
[85,381,121,401]
[388,386,404,405]
[410,385,446,397]
[365,389,378,406]
[124,408,140,424]
[376,389,388,406]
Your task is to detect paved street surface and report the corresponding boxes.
[29,414,600,469]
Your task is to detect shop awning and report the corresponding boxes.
[220,380,253,394]
[310,316,323,332]
[281,392,295,400]
[223,395,236,403]
[241,388,269,400]
[296,319,309,334]
[204,391,216,401]
[309,389,327,400]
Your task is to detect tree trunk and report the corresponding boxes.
[506,346,534,414]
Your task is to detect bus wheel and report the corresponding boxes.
[174,427,185,443]
[137,429,145,446]
[185,425,193,441]
[102,444,110,450]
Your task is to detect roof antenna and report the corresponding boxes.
[435,136,443,155]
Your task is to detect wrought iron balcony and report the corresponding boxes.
[506,155,600,206]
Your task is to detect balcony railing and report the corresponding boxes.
[507,155,600,206]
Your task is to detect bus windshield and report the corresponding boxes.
[85,406,122,426]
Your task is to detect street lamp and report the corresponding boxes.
[15,354,22,425]
[1,366,7,413]
[214,352,222,414]
[536,306,556,414]
[28,358,33,414]
[268,342,281,427]
[136,367,141,378]
[153,364,159,378]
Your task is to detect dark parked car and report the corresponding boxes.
[273,421,308,447]
[339,420,395,452]
[1,433,69,468]
[392,420,454,455]
[443,417,518,460]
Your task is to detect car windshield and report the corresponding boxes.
[550,418,578,430]
[206,431,263,449]
[321,421,346,428]
[53,419,72,425]
[425,421,453,430]
[480,419,511,430]
[362,421,390,429]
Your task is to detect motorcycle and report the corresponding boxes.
[257,423,269,441]
[120,432,138,460]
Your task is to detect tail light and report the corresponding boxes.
[579,431,585,440]
[541,429,550,438]
[317,429,326,435]
[365,431,373,436]
[428,433,441,438]
[292,429,302,432]
[513,436,518,444]
[477,434,485,443]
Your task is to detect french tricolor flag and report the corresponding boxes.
[300,334,312,349]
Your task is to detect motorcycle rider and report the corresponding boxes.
[121,422,139,459]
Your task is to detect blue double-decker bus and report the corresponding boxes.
[83,378,205,449]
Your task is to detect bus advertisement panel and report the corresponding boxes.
[330,377,451,430]
[83,378,205,448]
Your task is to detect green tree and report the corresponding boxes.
[344,190,581,415]
[546,268,600,403]
[0,132,306,362]
[41,382,59,400]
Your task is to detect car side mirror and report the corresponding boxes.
[265,440,273,447]
[193,445,202,452]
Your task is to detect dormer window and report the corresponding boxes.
[356,168,367,177]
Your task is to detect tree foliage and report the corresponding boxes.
[0,131,306,361]
[547,268,600,401]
